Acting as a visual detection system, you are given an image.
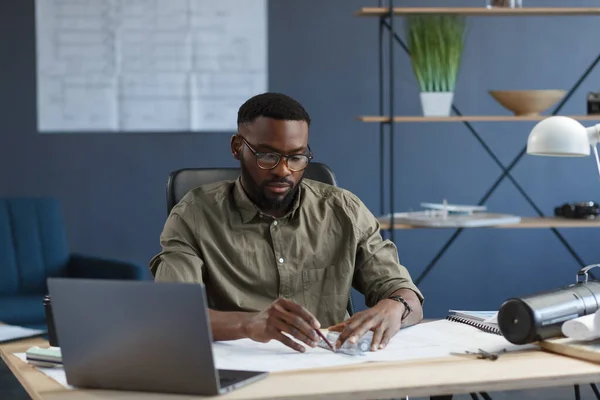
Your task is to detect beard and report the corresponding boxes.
[240,161,301,213]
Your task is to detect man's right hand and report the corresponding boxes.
[242,298,321,353]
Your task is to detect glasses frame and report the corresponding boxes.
[238,135,313,172]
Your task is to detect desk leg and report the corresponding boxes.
[591,383,600,400]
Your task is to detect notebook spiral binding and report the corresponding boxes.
[446,315,502,336]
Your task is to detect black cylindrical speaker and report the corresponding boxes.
[43,295,59,347]
[498,280,600,345]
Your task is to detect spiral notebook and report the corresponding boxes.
[446,310,501,335]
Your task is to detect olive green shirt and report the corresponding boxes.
[149,178,423,327]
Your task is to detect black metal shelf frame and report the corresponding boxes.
[373,0,600,286]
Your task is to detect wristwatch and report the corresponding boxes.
[388,295,413,321]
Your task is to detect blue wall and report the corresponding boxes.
[1,0,600,318]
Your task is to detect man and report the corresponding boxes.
[150,92,424,353]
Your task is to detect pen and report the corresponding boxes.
[315,329,336,352]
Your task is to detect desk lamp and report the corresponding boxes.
[526,116,600,177]
[496,116,600,345]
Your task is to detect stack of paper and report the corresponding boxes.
[446,310,501,335]
[25,346,62,367]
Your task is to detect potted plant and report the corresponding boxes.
[407,14,466,117]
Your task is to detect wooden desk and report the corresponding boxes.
[3,337,600,400]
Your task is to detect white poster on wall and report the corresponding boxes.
[35,0,268,132]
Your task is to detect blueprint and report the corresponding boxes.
[211,319,528,372]
[35,0,268,132]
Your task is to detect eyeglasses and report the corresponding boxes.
[238,135,313,172]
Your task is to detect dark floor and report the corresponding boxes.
[412,385,599,400]
[0,358,30,400]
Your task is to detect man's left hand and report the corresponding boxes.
[327,299,404,351]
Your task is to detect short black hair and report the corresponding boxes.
[237,92,311,126]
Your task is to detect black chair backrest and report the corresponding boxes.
[165,162,355,316]
[166,162,338,215]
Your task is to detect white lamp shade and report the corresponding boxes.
[527,116,590,157]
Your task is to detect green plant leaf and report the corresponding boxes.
[406,14,466,93]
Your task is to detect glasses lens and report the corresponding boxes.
[287,155,309,171]
[257,153,280,169]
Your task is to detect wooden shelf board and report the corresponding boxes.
[356,7,600,16]
[378,217,600,230]
[358,115,600,123]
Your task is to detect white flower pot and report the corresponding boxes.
[420,92,454,117]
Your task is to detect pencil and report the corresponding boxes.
[315,329,336,352]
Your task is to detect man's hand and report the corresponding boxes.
[242,298,321,353]
[327,299,404,351]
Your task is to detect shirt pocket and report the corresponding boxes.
[301,265,349,326]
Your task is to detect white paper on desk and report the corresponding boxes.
[365,319,525,363]
[14,353,73,390]
[561,310,600,341]
[13,320,530,388]
[213,320,529,372]
[213,339,368,372]
[0,325,45,343]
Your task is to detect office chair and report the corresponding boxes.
[165,162,355,317]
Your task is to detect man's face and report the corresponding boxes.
[232,116,309,214]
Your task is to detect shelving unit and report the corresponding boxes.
[378,217,600,231]
[358,2,600,285]
[359,115,600,123]
[356,7,600,16]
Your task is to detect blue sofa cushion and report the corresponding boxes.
[68,254,152,281]
[0,198,70,295]
[0,295,45,326]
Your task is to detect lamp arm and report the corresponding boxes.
[587,124,600,179]
[586,124,600,147]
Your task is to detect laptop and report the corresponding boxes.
[47,278,268,395]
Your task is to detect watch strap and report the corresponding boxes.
[389,295,413,320]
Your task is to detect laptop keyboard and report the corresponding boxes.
[218,369,265,389]
[219,376,241,387]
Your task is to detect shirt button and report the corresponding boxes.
[278,257,284,264]
[273,221,278,226]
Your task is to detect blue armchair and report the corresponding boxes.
[0,198,150,329]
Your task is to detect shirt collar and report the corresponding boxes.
[233,177,303,223]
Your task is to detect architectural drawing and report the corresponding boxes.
[35,0,268,132]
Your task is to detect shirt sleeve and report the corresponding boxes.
[149,201,205,284]
[347,194,424,307]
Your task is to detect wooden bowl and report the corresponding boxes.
[488,90,567,116]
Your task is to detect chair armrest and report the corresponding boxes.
[67,253,151,281]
